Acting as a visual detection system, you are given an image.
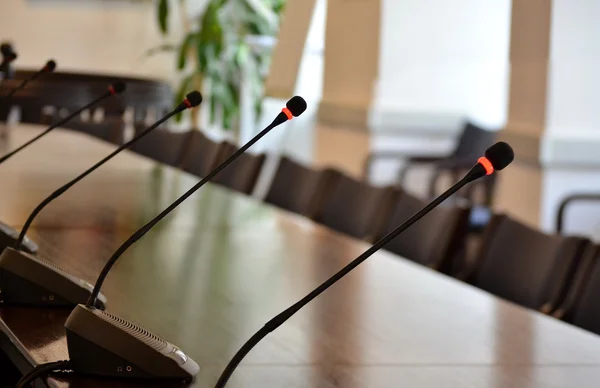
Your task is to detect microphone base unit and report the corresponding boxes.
[65,304,199,381]
[0,247,106,309]
[0,220,38,254]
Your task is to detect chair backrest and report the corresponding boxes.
[264,156,338,218]
[315,171,395,241]
[212,142,266,195]
[60,118,125,145]
[550,245,600,333]
[130,128,191,167]
[452,122,496,160]
[469,214,590,311]
[378,190,470,273]
[0,81,94,125]
[179,130,222,178]
[0,70,173,126]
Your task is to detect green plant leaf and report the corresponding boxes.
[157,0,169,35]
[240,0,281,35]
[162,0,287,131]
[177,32,195,70]
[235,43,251,67]
[197,3,223,54]
[223,80,240,130]
[194,1,224,79]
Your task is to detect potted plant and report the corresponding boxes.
[150,0,286,140]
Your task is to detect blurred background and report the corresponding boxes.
[1,0,599,240]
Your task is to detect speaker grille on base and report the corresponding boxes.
[30,254,78,279]
[95,310,168,351]
[65,304,200,379]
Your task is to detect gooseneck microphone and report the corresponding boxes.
[0,43,15,58]
[0,81,126,255]
[14,90,203,250]
[2,52,17,63]
[214,142,515,387]
[58,96,306,383]
[0,51,17,83]
[0,91,203,311]
[0,82,126,256]
[86,95,307,309]
[1,59,56,100]
[0,81,124,166]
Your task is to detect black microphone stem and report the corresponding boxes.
[214,175,473,388]
[2,70,43,100]
[86,114,287,308]
[14,106,183,249]
[0,60,14,91]
[0,92,112,166]
[0,70,45,118]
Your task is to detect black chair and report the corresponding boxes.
[555,193,600,234]
[463,214,591,312]
[315,171,395,241]
[0,70,173,126]
[179,130,222,178]
[377,190,470,273]
[264,156,339,218]
[364,122,497,204]
[0,82,93,125]
[212,142,266,195]
[552,246,600,334]
[130,128,192,167]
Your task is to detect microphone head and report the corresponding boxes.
[44,60,57,73]
[184,91,203,108]
[286,96,307,117]
[108,81,126,96]
[483,142,514,172]
[0,44,12,56]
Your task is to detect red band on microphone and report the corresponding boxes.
[183,99,192,109]
[108,86,116,96]
[282,107,293,120]
[478,156,494,175]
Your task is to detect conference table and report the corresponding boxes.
[1,124,600,388]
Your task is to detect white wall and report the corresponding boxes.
[372,0,511,131]
[0,0,183,80]
[546,0,600,137]
[366,0,512,187]
[538,0,600,238]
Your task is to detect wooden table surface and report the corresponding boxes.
[1,125,600,388]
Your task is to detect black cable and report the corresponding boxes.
[16,360,71,388]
